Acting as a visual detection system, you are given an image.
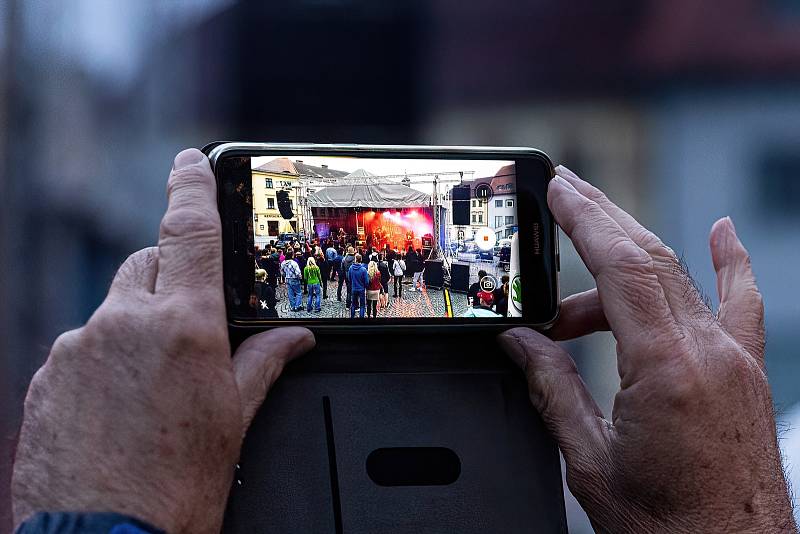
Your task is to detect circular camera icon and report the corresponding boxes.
[479,275,498,293]
[475,183,494,202]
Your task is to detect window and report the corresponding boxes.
[472,200,478,207]
[259,225,265,231]
[495,216,503,227]
[267,198,275,209]
[268,221,279,236]
[495,199,503,208]
[472,214,477,223]
[505,216,514,225]
[265,178,273,188]
[254,213,258,221]
[506,199,514,207]
[478,213,483,223]
[757,148,800,219]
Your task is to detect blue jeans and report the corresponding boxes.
[350,290,366,318]
[307,283,321,311]
[287,279,302,310]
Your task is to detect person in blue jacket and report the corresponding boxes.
[347,253,369,318]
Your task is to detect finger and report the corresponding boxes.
[107,247,158,298]
[556,166,710,320]
[709,217,765,359]
[548,288,609,341]
[547,175,677,356]
[155,149,221,295]
[232,327,316,433]
[498,327,609,465]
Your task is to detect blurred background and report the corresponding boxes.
[1,0,799,531]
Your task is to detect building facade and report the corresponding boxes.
[251,158,304,245]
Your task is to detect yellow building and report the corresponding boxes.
[251,158,303,244]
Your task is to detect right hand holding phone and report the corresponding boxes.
[499,166,795,533]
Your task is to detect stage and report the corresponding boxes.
[308,183,445,252]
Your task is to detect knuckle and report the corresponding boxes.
[167,165,214,197]
[158,297,227,352]
[122,247,158,271]
[159,206,220,241]
[583,185,608,205]
[606,236,652,271]
[23,365,51,412]
[85,303,133,336]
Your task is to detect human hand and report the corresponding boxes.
[499,166,794,533]
[11,149,316,533]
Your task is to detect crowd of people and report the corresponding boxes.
[253,237,429,318]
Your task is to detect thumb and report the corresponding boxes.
[498,327,609,466]
[232,327,316,434]
[709,216,765,361]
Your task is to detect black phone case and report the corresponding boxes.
[222,331,568,533]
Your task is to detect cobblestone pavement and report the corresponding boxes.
[269,259,508,319]
[273,278,471,318]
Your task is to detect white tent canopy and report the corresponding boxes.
[307,184,430,209]
[343,168,374,179]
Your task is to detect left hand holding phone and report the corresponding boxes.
[11,149,316,533]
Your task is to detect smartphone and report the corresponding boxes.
[205,142,560,329]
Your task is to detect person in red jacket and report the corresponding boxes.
[365,260,383,318]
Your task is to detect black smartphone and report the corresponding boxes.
[205,143,560,330]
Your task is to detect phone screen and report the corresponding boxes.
[213,146,558,326]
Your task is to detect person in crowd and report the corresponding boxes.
[405,246,418,292]
[266,248,280,289]
[282,251,303,312]
[347,253,369,318]
[392,252,406,298]
[461,290,500,317]
[317,252,330,300]
[495,275,510,317]
[256,249,268,271]
[413,248,425,291]
[377,254,391,309]
[326,240,337,281]
[294,250,307,295]
[254,269,278,318]
[304,257,322,313]
[468,269,487,305]
[278,248,287,284]
[340,246,355,306]
[332,247,343,290]
[366,260,383,317]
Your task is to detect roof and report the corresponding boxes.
[253,157,296,174]
[307,184,430,208]
[491,163,516,194]
[293,161,350,181]
[465,163,516,196]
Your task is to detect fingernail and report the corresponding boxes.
[724,216,737,235]
[555,164,575,177]
[551,174,578,192]
[173,148,205,170]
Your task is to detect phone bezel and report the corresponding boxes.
[206,142,560,331]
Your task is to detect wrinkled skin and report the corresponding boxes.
[499,166,795,533]
[11,149,315,533]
